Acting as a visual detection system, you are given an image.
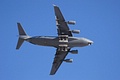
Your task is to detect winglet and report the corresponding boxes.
[53,4,57,7]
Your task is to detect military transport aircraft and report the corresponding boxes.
[16,5,93,75]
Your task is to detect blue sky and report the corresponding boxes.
[0,0,120,80]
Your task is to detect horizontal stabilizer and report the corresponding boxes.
[17,23,27,35]
[16,23,28,50]
[16,38,24,49]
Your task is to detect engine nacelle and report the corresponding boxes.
[71,30,80,34]
[69,50,78,54]
[64,59,73,63]
[67,21,76,25]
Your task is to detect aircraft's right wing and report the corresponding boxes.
[54,5,73,36]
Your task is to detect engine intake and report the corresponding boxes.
[69,50,78,54]
[71,30,80,34]
[67,21,76,25]
[64,59,73,63]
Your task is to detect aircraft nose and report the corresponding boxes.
[88,41,93,45]
[81,38,93,46]
[84,38,93,45]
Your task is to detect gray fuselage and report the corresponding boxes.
[25,36,93,48]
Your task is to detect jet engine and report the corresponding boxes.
[69,50,78,54]
[71,30,80,34]
[67,21,76,25]
[64,59,73,63]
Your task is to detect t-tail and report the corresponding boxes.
[16,23,30,50]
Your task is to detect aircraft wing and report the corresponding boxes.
[54,5,73,36]
[50,5,72,75]
[50,48,70,75]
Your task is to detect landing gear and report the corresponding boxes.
[58,35,68,52]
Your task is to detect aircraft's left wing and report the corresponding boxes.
[50,48,70,75]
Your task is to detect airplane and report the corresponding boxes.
[16,5,93,75]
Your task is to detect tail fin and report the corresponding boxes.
[16,23,28,50]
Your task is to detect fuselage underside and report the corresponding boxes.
[25,36,93,48]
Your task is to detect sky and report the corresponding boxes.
[0,0,120,80]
